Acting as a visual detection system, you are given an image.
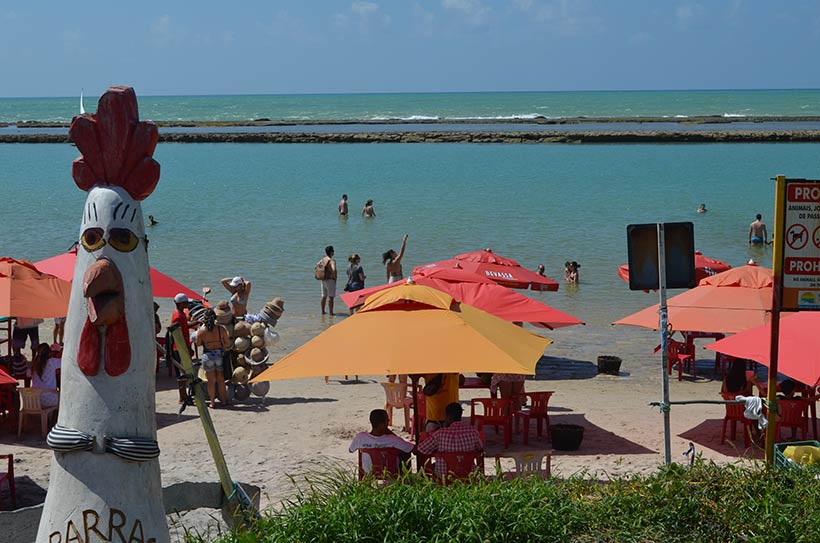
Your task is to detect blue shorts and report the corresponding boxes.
[750,236,764,244]
[201,350,224,372]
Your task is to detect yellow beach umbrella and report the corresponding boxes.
[252,284,551,382]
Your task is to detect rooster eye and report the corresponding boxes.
[80,228,105,251]
[108,228,140,252]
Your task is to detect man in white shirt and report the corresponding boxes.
[349,409,414,474]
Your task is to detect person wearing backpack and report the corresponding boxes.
[316,245,338,315]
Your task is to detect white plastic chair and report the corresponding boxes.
[18,387,59,437]
[495,449,552,480]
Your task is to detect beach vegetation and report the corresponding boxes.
[188,459,820,543]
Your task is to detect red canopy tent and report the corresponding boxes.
[414,249,559,292]
[35,247,201,300]
[617,251,732,286]
[340,267,583,330]
[705,312,819,387]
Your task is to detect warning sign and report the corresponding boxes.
[781,179,820,310]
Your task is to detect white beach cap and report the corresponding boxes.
[229,276,243,287]
[174,293,189,304]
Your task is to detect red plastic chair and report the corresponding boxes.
[777,399,809,441]
[513,391,554,445]
[0,453,15,510]
[432,451,484,484]
[409,393,426,437]
[357,447,404,481]
[720,392,752,448]
[156,336,173,377]
[667,340,695,381]
[0,386,15,432]
[470,397,513,448]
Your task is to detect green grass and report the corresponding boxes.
[190,460,820,543]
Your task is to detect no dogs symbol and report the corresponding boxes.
[787,224,809,250]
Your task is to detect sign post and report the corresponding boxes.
[767,175,820,462]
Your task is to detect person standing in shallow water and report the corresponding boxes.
[339,194,348,217]
[362,199,376,218]
[749,214,768,245]
[383,234,409,283]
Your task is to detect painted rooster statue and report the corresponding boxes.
[37,87,169,543]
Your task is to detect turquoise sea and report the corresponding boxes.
[1,137,815,370]
[2,89,820,123]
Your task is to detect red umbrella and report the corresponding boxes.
[0,366,17,385]
[617,251,732,286]
[613,265,772,334]
[35,247,201,300]
[414,249,559,291]
[0,257,72,318]
[704,312,819,387]
[340,267,582,330]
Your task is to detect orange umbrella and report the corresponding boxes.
[252,284,551,382]
[705,312,820,387]
[617,251,732,286]
[340,268,583,330]
[613,265,773,334]
[0,257,72,318]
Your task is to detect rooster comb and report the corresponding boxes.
[70,86,160,201]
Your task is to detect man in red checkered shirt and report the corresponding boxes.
[417,402,483,477]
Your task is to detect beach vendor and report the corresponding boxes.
[423,373,460,432]
[349,409,414,474]
[383,233,409,283]
[221,275,252,317]
[195,309,231,409]
[748,214,768,245]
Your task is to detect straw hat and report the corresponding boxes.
[251,335,265,349]
[250,380,270,397]
[261,298,285,322]
[233,321,251,338]
[231,366,249,384]
[234,336,250,353]
[214,300,233,323]
[249,347,268,363]
[250,322,266,337]
[235,354,248,369]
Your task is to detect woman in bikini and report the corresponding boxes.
[383,234,409,283]
[195,309,231,408]
[221,275,252,317]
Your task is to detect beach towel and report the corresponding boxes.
[736,395,768,430]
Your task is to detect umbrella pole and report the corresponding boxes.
[411,375,421,470]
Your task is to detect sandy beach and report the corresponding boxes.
[1,326,768,539]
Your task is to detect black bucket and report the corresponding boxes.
[551,424,585,451]
[597,355,622,375]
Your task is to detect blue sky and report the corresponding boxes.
[1,1,819,97]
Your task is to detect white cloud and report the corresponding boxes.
[442,0,490,27]
[149,14,173,46]
[513,0,602,36]
[676,3,704,30]
[351,1,378,17]
[336,1,390,32]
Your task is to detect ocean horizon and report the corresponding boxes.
[3,89,820,124]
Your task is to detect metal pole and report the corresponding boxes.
[657,223,672,465]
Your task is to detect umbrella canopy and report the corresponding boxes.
[617,251,732,286]
[35,247,201,300]
[705,312,820,387]
[613,265,773,334]
[0,257,72,318]
[414,249,559,291]
[252,284,552,382]
[0,366,18,386]
[340,268,583,329]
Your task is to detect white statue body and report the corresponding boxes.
[37,87,169,543]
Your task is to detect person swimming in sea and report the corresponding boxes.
[148,214,158,226]
[697,203,707,213]
[749,214,768,245]
[362,199,376,218]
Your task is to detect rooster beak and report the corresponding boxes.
[83,258,125,326]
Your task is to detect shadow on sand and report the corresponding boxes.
[1,475,47,509]
[679,419,764,459]
[533,356,632,380]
